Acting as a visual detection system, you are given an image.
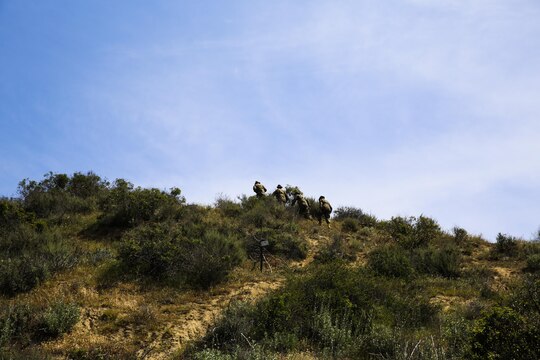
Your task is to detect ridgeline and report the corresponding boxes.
[1,172,539,359]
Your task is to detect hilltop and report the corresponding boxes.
[1,172,539,359]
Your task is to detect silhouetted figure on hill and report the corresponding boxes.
[272,184,288,205]
[292,192,312,219]
[253,181,267,198]
[318,195,333,227]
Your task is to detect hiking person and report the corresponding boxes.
[272,184,288,204]
[253,181,267,198]
[291,191,312,219]
[318,195,333,227]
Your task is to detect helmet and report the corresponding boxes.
[255,181,260,184]
[319,196,325,200]
[277,184,283,189]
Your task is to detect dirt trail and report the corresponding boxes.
[139,279,283,359]
[139,234,328,359]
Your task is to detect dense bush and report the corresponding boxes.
[0,301,79,347]
[414,216,441,245]
[314,235,358,263]
[0,348,52,360]
[0,225,79,296]
[341,218,360,233]
[334,207,378,227]
[214,195,242,218]
[468,306,539,360]
[195,261,444,358]
[39,301,80,338]
[239,195,294,227]
[493,232,519,257]
[0,303,36,346]
[333,206,364,220]
[412,245,462,278]
[17,172,105,218]
[521,239,540,258]
[118,222,244,288]
[0,198,32,229]
[98,180,184,228]
[384,216,441,249]
[453,226,468,244]
[266,232,307,260]
[526,254,540,272]
[367,245,414,278]
[200,263,378,356]
[238,195,306,260]
[508,274,540,318]
[66,171,108,198]
[0,257,49,296]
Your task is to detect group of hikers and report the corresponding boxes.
[252,181,333,227]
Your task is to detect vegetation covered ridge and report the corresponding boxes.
[0,171,539,359]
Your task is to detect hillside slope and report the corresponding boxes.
[1,172,538,359]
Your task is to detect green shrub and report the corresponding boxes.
[0,300,80,346]
[493,232,519,257]
[385,216,415,244]
[239,195,294,228]
[66,344,138,360]
[0,349,52,360]
[18,172,98,218]
[415,216,441,247]
[201,301,257,351]
[441,313,472,358]
[118,223,244,288]
[453,227,468,244]
[526,254,540,272]
[0,225,79,296]
[341,218,360,233]
[197,262,450,358]
[468,306,539,360]
[193,346,277,360]
[0,257,49,296]
[66,171,108,198]
[0,303,36,346]
[267,232,307,260]
[39,301,80,338]
[310,305,366,358]
[368,245,414,278]
[199,263,379,357]
[334,207,378,227]
[314,235,358,263]
[521,240,540,258]
[0,198,31,229]
[334,206,364,220]
[85,248,114,265]
[361,325,453,360]
[214,195,242,218]
[237,196,304,261]
[390,295,439,328]
[385,216,441,249]
[182,230,245,288]
[98,179,184,228]
[412,245,462,278]
[192,349,235,360]
[508,274,540,316]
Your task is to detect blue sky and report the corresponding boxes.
[1,0,539,240]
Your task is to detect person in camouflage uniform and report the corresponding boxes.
[253,181,267,198]
[272,184,288,205]
[291,191,312,219]
[318,195,333,227]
